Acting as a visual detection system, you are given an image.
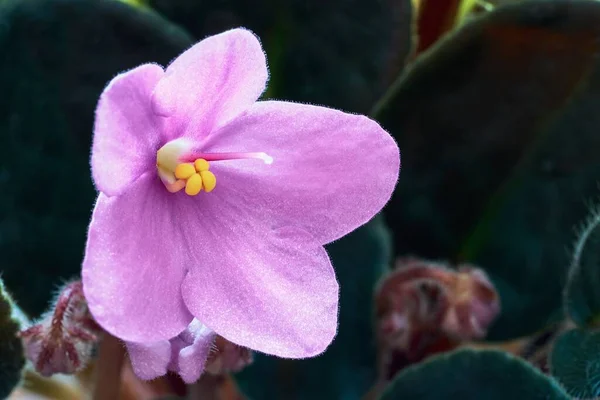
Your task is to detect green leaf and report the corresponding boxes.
[0,0,193,317]
[237,216,392,399]
[382,349,569,400]
[147,0,414,112]
[374,0,600,339]
[550,328,600,399]
[565,208,600,328]
[0,280,25,398]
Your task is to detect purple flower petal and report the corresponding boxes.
[92,64,165,196]
[203,100,400,245]
[170,320,215,383]
[153,28,268,140]
[86,27,400,363]
[82,174,193,343]
[126,340,171,381]
[181,222,338,358]
[126,319,215,383]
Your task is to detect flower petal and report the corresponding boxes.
[181,220,339,358]
[152,28,268,140]
[126,340,171,381]
[92,64,165,196]
[171,320,215,383]
[82,174,193,343]
[202,100,400,245]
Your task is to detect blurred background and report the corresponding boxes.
[3,0,600,398]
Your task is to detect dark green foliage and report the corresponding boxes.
[147,0,414,113]
[237,216,391,400]
[374,0,600,339]
[0,0,193,317]
[565,209,600,328]
[382,349,569,400]
[0,280,25,398]
[551,211,600,398]
[550,328,600,399]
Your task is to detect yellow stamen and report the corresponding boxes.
[157,165,177,185]
[165,179,186,193]
[156,139,190,172]
[185,173,203,196]
[194,159,210,172]
[175,163,196,180]
[156,142,217,195]
[200,170,216,192]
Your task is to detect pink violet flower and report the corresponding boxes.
[82,27,400,377]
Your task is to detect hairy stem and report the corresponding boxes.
[93,334,125,400]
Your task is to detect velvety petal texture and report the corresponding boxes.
[82,174,193,342]
[180,219,338,357]
[85,26,400,382]
[153,28,268,140]
[127,340,171,381]
[126,319,215,383]
[169,320,215,383]
[200,100,400,244]
[92,64,165,196]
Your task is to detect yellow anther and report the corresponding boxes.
[175,163,196,180]
[165,179,186,193]
[157,165,177,185]
[156,138,190,172]
[194,158,210,172]
[185,173,203,196]
[200,170,216,192]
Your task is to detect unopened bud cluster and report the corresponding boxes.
[375,257,500,380]
[19,281,102,376]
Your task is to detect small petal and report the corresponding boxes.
[203,100,400,245]
[126,340,171,381]
[180,205,339,358]
[82,174,193,343]
[174,321,215,383]
[152,28,268,140]
[92,64,165,196]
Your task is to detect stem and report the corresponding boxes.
[93,334,125,400]
[19,369,84,399]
